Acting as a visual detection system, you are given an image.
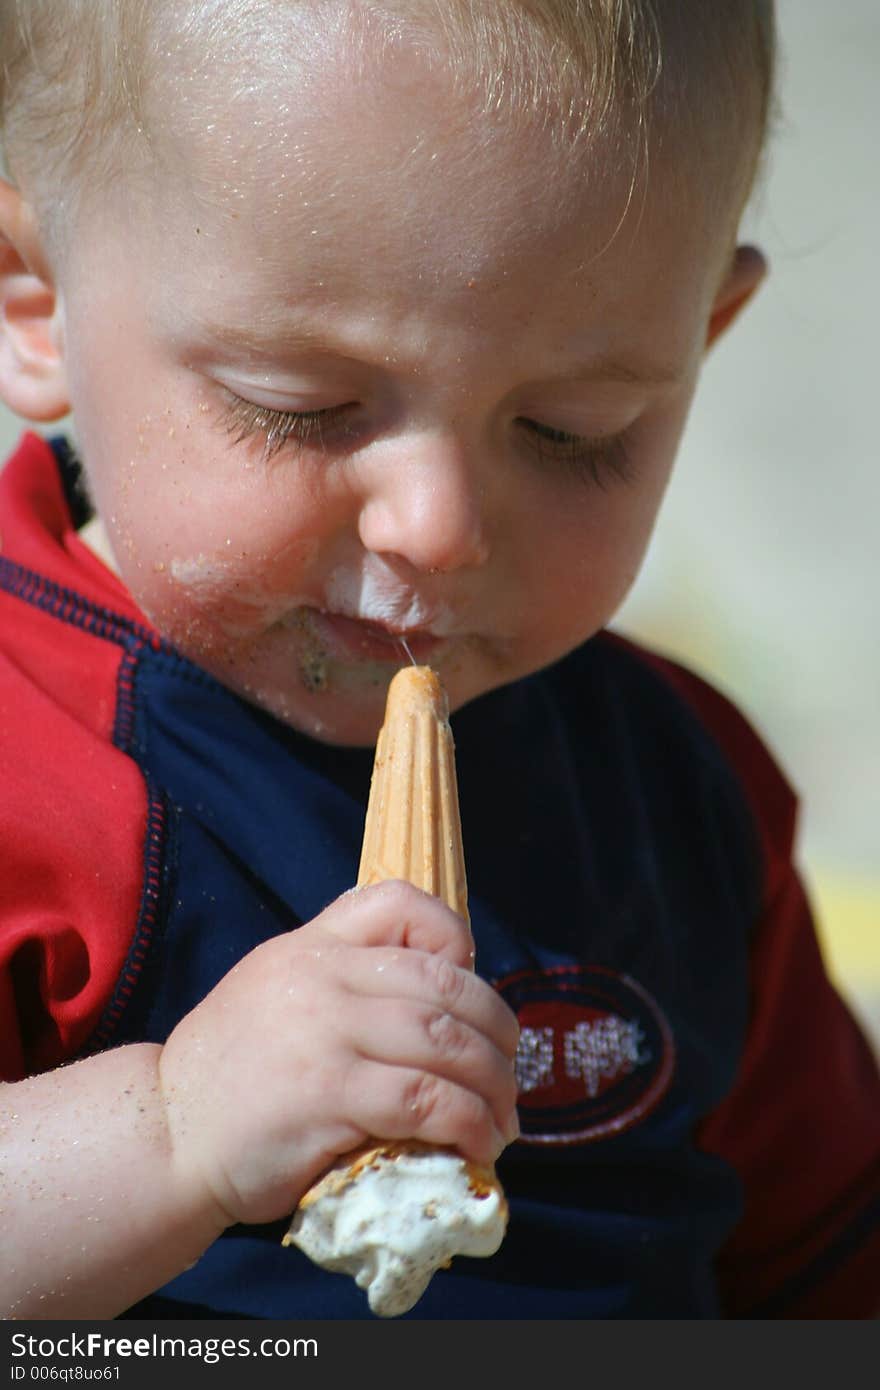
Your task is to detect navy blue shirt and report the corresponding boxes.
[109,625,756,1318]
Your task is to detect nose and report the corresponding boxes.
[356,434,490,574]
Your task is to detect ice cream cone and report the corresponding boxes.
[283,665,508,1316]
[357,665,468,921]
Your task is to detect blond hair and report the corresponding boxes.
[0,1,776,234]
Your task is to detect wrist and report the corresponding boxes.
[155,1039,237,1238]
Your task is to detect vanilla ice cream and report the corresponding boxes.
[284,1140,508,1317]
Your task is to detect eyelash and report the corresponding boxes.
[221,393,632,488]
[222,395,355,461]
[517,419,633,488]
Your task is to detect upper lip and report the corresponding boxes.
[318,608,447,641]
[359,618,438,640]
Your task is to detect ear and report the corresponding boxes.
[0,178,70,420]
[705,244,767,351]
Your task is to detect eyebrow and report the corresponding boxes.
[195,318,354,358]
[554,357,682,388]
[195,318,683,387]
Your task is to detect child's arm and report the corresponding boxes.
[1,880,520,1319]
[0,1043,228,1319]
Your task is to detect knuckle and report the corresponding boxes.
[425,1009,470,1063]
[452,914,476,954]
[401,1070,446,1127]
[425,952,466,1005]
[373,877,423,911]
[440,913,476,969]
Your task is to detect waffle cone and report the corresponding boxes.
[357,665,468,922]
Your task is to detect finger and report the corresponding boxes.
[343,996,520,1133]
[313,879,476,969]
[343,1059,515,1167]
[333,946,520,1062]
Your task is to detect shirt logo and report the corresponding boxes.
[495,965,675,1146]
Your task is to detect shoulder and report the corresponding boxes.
[578,630,799,898]
[0,618,153,1080]
[0,435,156,1081]
[588,638,880,1318]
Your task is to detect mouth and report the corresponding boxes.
[306,608,446,665]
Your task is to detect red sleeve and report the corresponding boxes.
[0,435,160,1080]
[632,644,880,1318]
[0,615,153,1083]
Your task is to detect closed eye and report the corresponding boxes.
[517,418,633,488]
[218,392,633,487]
[221,393,357,460]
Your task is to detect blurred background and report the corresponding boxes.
[616,0,880,1052]
[0,0,876,1048]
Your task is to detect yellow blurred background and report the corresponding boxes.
[0,1,876,1052]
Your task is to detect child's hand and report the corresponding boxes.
[157,880,520,1228]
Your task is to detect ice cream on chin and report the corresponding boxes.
[283,665,509,1316]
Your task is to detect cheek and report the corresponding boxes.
[68,333,321,557]
[137,529,323,645]
[82,428,324,642]
[519,483,666,641]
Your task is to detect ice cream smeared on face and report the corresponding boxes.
[281,608,330,692]
[163,549,405,698]
[282,608,399,697]
[325,557,454,635]
[283,1141,508,1317]
[166,546,316,641]
[169,552,236,592]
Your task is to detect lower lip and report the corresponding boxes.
[308,609,445,664]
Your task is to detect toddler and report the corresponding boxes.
[0,0,877,1319]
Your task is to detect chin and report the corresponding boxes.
[217,639,518,748]
[244,676,393,748]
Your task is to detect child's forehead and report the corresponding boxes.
[137,2,754,230]
[132,20,734,309]
[146,50,618,278]
[113,39,727,388]
[148,4,571,154]
[2,2,771,280]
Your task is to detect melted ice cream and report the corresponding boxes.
[284,1145,507,1317]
